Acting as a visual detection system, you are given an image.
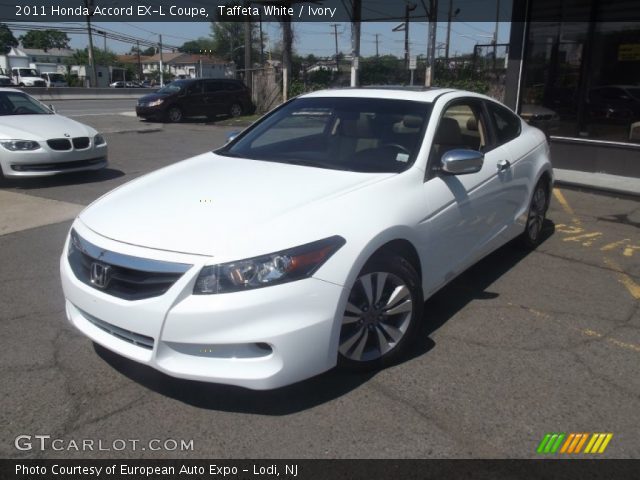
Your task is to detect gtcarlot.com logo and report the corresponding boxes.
[14,435,194,452]
[537,433,613,455]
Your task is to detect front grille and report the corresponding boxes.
[68,229,192,301]
[73,137,90,149]
[34,80,46,87]
[11,157,105,172]
[80,308,154,349]
[47,138,72,150]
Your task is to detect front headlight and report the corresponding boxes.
[194,236,345,294]
[93,134,106,146]
[0,140,41,151]
[147,99,164,107]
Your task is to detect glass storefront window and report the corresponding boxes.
[521,1,640,144]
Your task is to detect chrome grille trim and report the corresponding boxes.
[68,229,193,300]
[80,308,154,350]
[70,229,192,274]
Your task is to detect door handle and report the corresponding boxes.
[497,159,511,172]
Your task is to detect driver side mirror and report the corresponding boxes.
[441,149,484,175]
[48,104,56,113]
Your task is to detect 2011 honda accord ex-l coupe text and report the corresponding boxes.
[60,88,553,390]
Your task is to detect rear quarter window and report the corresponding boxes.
[487,101,521,145]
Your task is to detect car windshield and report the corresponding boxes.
[48,73,65,82]
[157,81,188,94]
[18,69,39,77]
[218,97,431,173]
[0,91,52,115]
[627,87,640,100]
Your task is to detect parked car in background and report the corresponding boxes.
[520,104,559,135]
[587,85,640,122]
[62,87,552,389]
[109,81,125,88]
[136,78,253,122]
[0,88,107,178]
[40,72,68,87]
[11,67,46,87]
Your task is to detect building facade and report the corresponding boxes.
[506,0,640,176]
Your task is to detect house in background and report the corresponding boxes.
[141,52,235,80]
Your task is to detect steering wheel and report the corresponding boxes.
[380,143,410,155]
[13,106,32,114]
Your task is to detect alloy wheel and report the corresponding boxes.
[339,272,413,362]
[229,103,242,117]
[168,107,182,122]
[527,185,547,242]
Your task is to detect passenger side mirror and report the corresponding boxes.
[441,149,484,175]
[226,131,241,143]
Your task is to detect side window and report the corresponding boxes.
[487,102,521,145]
[204,81,221,93]
[430,100,487,168]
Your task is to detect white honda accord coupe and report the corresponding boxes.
[60,88,552,390]
[0,88,107,178]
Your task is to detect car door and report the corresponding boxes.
[484,100,533,238]
[179,80,204,116]
[202,80,227,116]
[418,97,515,293]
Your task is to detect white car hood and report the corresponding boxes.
[79,153,393,257]
[0,114,95,140]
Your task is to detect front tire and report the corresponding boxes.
[338,254,423,370]
[166,106,182,123]
[520,178,549,249]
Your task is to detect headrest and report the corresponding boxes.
[434,117,461,145]
[339,116,375,138]
[403,115,423,129]
[466,116,478,131]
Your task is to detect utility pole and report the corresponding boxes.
[350,0,361,87]
[374,34,380,57]
[493,0,500,72]
[244,1,252,91]
[425,0,438,86]
[331,23,340,73]
[84,0,97,87]
[136,40,141,81]
[159,34,164,87]
[404,2,417,70]
[445,0,452,60]
[259,13,264,65]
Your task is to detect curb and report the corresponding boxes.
[554,178,640,199]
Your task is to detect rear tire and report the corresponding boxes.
[338,254,423,371]
[229,103,243,118]
[519,178,550,249]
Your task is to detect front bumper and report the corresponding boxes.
[0,144,108,178]
[60,223,346,390]
[136,105,165,119]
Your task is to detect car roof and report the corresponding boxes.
[0,87,25,93]
[300,86,458,103]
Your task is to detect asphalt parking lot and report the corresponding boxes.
[1,115,639,459]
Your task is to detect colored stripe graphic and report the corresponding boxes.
[539,433,613,454]
[537,433,565,454]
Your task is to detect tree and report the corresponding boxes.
[20,29,70,50]
[130,45,156,56]
[179,37,215,54]
[209,22,261,68]
[68,48,117,67]
[0,23,18,54]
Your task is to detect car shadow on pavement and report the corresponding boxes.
[95,220,555,414]
[0,168,125,189]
